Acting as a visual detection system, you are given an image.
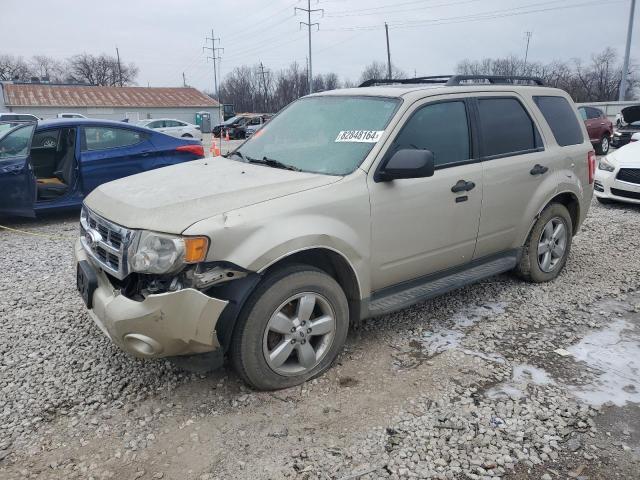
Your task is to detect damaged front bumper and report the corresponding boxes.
[74,239,228,358]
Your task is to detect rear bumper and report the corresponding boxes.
[75,239,228,358]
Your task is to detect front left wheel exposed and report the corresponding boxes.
[595,135,610,155]
[230,265,349,390]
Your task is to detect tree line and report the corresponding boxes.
[0,53,138,86]
[456,47,638,102]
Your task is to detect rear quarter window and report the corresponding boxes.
[534,96,584,147]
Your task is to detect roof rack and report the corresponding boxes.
[358,75,545,88]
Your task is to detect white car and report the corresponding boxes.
[57,113,87,119]
[594,135,640,205]
[138,118,202,141]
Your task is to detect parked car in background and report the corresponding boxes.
[137,118,203,142]
[595,139,640,205]
[213,114,270,139]
[245,114,272,138]
[0,113,40,122]
[74,75,593,390]
[612,105,640,149]
[57,113,87,119]
[578,106,613,154]
[0,118,204,217]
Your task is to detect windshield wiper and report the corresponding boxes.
[246,156,300,171]
[226,150,244,160]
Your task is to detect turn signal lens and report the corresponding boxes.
[587,151,596,184]
[183,236,209,263]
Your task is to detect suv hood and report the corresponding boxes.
[621,105,640,124]
[85,157,340,233]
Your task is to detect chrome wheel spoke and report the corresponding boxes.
[309,315,333,336]
[543,222,554,241]
[552,223,565,241]
[538,242,549,255]
[269,340,295,368]
[296,294,316,323]
[269,312,294,335]
[541,251,552,271]
[296,342,317,369]
[552,242,565,258]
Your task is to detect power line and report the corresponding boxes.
[203,29,224,102]
[323,0,622,31]
[295,0,324,94]
[523,31,533,73]
[327,0,482,18]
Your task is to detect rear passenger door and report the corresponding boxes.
[473,95,553,259]
[79,126,154,194]
[369,98,483,290]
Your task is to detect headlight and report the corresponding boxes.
[598,157,615,172]
[130,231,209,274]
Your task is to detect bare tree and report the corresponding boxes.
[456,48,638,101]
[0,54,31,81]
[30,55,64,82]
[67,53,138,86]
[358,61,405,84]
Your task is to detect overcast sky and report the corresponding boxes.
[0,0,636,92]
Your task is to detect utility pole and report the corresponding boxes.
[295,0,323,94]
[182,72,187,87]
[619,0,636,101]
[258,62,270,112]
[523,31,532,74]
[385,23,392,80]
[203,30,224,123]
[115,47,123,87]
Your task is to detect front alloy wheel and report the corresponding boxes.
[231,265,349,390]
[263,293,336,376]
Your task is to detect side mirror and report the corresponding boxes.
[375,149,435,182]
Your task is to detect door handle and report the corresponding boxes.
[530,164,548,176]
[451,179,476,193]
[140,150,152,157]
[600,122,605,126]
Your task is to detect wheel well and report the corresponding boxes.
[263,249,362,321]
[547,192,580,235]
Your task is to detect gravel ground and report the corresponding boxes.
[1,198,639,479]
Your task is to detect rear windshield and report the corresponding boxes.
[534,96,584,147]
[236,96,401,175]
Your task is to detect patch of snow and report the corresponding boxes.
[486,364,554,399]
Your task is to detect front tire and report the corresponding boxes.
[596,135,610,155]
[230,265,349,390]
[515,203,572,283]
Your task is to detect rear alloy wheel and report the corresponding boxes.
[231,265,349,390]
[596,135,610,155]
[515,203,572,282]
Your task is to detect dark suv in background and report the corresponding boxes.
[612,105,640,149]
[578,106,613,154]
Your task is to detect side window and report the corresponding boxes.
[390,101,471,168]
[534,96,584,147]
[0,124,35,160]
[477,97,540,157]
[32,129,60,149]
[174,121,187,127]
[146,120,162,129]
[164,120,178,128]
[587,107,603,119]
[578,107,587,121]
[82,127,146,151]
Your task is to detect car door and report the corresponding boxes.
[473,94,552,259]
[0,123,37,217]
[578,107,594,141]
[79,125,154,194]
[368,97,483,291]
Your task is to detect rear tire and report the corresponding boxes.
[230,265,349,390]
[595,135,610,155]
[515,203,572,283]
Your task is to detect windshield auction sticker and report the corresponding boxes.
[335,130,384,143]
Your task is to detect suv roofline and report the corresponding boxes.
[359,74,545,88]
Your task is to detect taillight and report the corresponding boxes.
[588,150,596,184]
[176,144,205,158]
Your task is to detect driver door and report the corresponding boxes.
[0,123,37,217]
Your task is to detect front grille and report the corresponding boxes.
[80,207,137,279]
[617,168,640,185]
[611,188,640,201]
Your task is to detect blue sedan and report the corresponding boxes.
[0,118,205,217]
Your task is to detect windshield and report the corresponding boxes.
[223,116,243,125]
[236,96,400,175]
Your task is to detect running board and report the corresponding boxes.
[366,251,519,317]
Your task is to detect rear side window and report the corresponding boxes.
[82,127,146,151]
[534,96,584,147]
[477,97,541,158]
[390,101,471,167]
